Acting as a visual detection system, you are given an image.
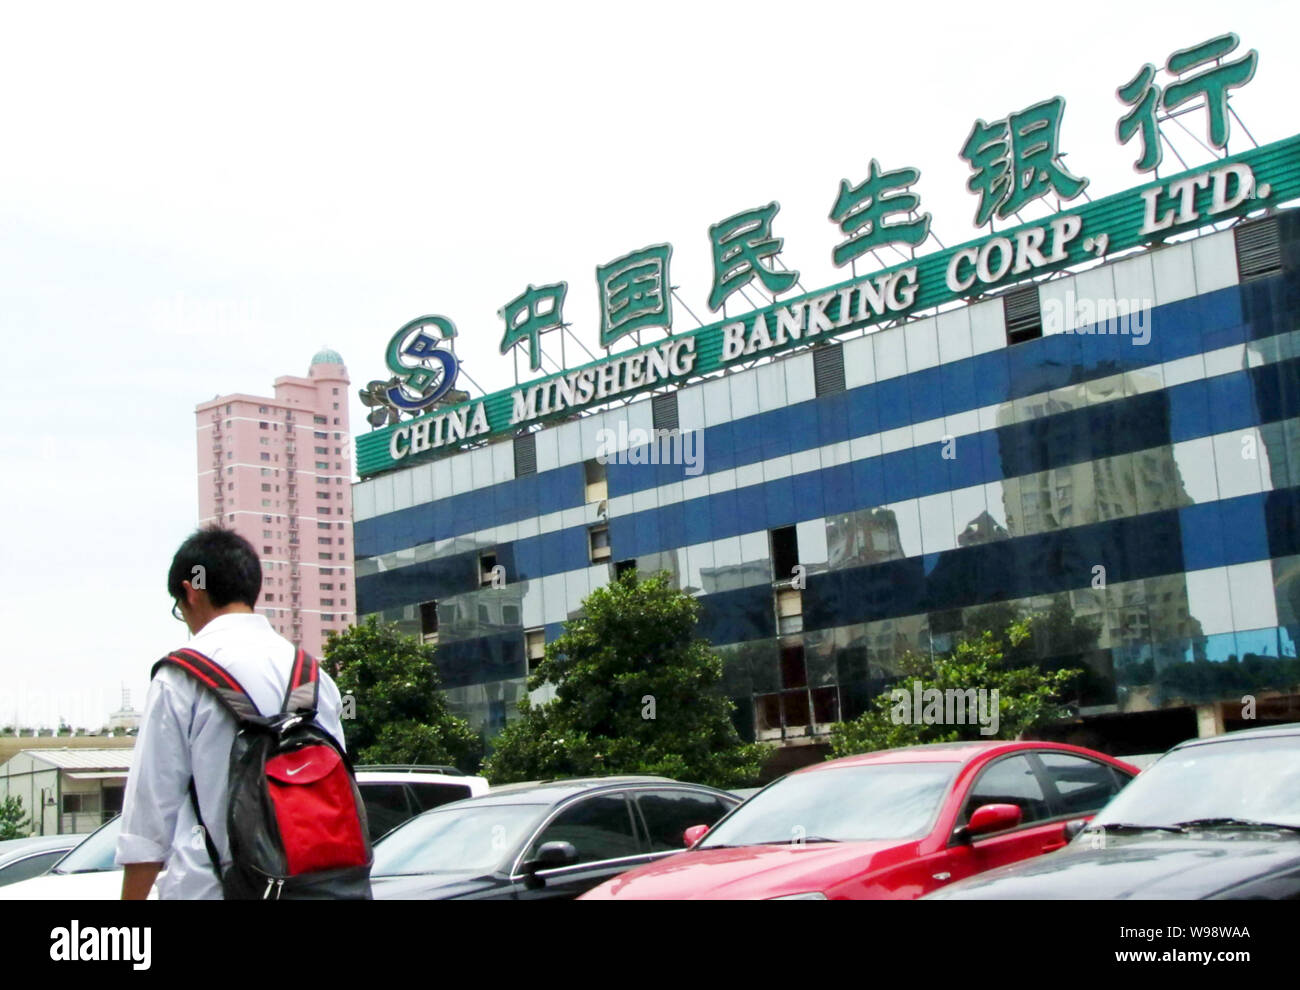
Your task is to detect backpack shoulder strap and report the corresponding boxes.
[152,647,262,724]
[281,647,320,716]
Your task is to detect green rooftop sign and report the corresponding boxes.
[355,32,1298,479]
[357,131,1300,479]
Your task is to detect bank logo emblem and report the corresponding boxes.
[360,315,463,427]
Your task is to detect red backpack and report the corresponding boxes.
[153,647,372,899]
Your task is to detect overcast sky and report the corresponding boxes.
[1,1,1296,729]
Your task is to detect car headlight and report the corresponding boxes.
[767,891,828,900]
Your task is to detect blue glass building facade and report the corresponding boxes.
[354,212,1300,752]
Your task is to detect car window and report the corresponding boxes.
[371,804,544,876]
[360,784,414,841]
[1037,753,1125,817]
[961,755,1050,827]
[636,790,734,852]
[0,850,66,886]
[409,783,472,812]
[1094,734,1300,829]
[700,763,959,848]
[51,816,121,874]
[527,793,640,866]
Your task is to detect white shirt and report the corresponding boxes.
[115,613,346,899]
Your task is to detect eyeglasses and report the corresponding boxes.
[172,600,184,622]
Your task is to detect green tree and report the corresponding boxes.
[323,616,482,772]
[483,571,768,788]
[829,618,1083,757]
[0,795,30,840]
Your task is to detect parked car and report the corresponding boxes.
[354,765,490,842]
[370,776,741,899]
[925,722,1300,900]
[0,834,82,887]
[580,741,1138,899]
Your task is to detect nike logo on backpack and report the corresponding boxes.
[285,763,312,776]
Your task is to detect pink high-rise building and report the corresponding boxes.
[195,349,354,655]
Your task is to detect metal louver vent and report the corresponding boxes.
[1003,284,1042,345]
[813,343,846,396]
[513,432,537,476]
[1235,217,1281,283]
[651,392,679,431]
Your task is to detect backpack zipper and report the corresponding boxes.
[261,877,287,899]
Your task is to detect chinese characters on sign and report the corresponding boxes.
[707,202,799,311]
[596,244,674,348]
[829,159,932,267]
[1117,32,1258,173]
[499,282,568,371]
[961,96,1089,227]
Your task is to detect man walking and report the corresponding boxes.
[115,526,346,899]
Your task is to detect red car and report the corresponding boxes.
[580,741,1139,900]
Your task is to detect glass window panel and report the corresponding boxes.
[1257,422,1285,492]
[636,791,734,852]
[982,481,1013,539]
[360,784,414,843]
[1092,454,1139,523]
[886,500,922,559]
[961,754,1050,826]
[1170,436,1219,505]
[683,542,712,595]
[1038,753,1123,817]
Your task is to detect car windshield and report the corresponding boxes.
[1093,735,1300,831]
[51,816,121,874]
[370,803,546,876]
[699,762,959,848]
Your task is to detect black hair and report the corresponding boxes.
[167,526,262,609]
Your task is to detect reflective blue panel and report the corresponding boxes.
[972,350,1011,407]
[852,456,885,509]
[875,377,910,432]
[907,366,945,424]
[793,470,825,522]
[881,448,917,503]
[1154,297,1207,363]
[1179,502,1226,573]
[940,359,977,415]
[822,463,856,516]
[1168,380,1212,443]
[1207,373,1258,433]
[764,476,796,528]
[1218,494,1270,565]
[1264,487,1300,559]
[512,536,542,582]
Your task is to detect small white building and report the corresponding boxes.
[0,749,133,836]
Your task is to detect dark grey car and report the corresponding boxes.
[370,776,740,899]
[925,722,1300,900]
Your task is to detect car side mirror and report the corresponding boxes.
[683,824,710,847]
[1063,819,1088,841]
[521,840,578,876]
[954,803,1023,843]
